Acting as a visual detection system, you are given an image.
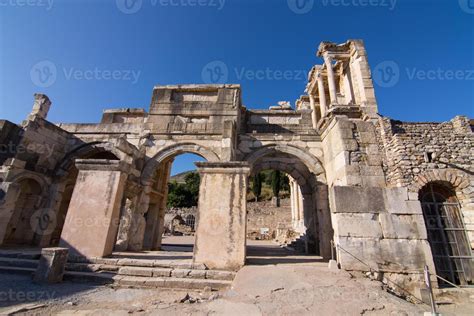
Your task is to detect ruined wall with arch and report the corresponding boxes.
[0,40,472,293]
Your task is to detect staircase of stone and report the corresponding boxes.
[281,233,307,253]
[0,251,235,291]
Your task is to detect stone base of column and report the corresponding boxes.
[33,247,68,283]
[193,162,250,271]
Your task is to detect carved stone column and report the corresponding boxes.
[193,162,250,271]
[59,159,128,258]
[324,55,337,105]
[317,73,328,117]
[309,94,318,129]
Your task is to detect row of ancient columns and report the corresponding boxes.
[58,158,251,271]
[289,176,305,233]
[309,54,341,129]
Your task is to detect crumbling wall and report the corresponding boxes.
[246,198,292,240]
[377,116,473,187]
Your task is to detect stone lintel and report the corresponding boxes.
[75,159,130,172]
[195,162,250,174]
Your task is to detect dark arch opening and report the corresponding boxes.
[245,150,330,265]
[4,178,43,246]
[420,182,473,287]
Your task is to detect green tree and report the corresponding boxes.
[167,172,201,208]
[252,173,262,201]
[271,170,281,198]
[184,172,200,205]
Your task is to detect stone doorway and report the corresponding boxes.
[141,153,206,254]
[420,182,473,286]
[3,178,43,246]
[244,147,332,264]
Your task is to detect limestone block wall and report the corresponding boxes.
[321,116,385,187]
[330,185,436,293]
[246,199,292,239]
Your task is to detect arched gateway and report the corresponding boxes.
[0,40,472,293]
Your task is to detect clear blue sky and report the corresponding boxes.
[1,0,473,175]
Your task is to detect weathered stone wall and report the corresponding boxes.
[330,185,436,293]
[377,115,473,187]
[246,198,292,239]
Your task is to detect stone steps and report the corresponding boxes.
[0,253,235,290]
[65,262,235,281]
[0,266,232,290]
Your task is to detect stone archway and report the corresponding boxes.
[141,143,220,185]
[244,144,332,259]
[0,173,49,246]
[132,143,220,252]
[409,168,474,255]
[245,144,326,184]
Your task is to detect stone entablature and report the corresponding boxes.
[0,40,472,294]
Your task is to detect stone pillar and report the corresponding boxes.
[290,178,296,224]
[29,93,51,120]
[317,74,327,117]
[324,55,337,105]
[193,162,250,271]
[152,160,172,250]
[33,247,68,283]
[309,94,318,129]
[59,159,128,258]
[298,186,305,229]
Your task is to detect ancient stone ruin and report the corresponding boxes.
[0,40,472,294]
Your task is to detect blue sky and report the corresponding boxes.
[1,0,473,175]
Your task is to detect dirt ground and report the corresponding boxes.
[1,240,473,316]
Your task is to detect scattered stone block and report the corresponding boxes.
[33,247,68,284]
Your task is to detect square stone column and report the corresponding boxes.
[193,162,250,271]
[59,159,128,258]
